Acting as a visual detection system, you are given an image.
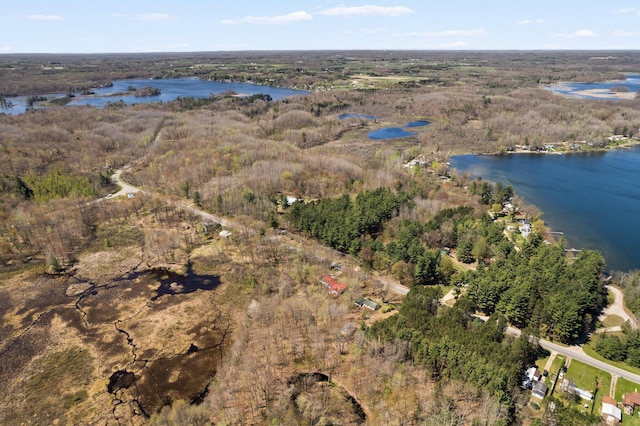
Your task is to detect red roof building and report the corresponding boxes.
[320,275,347,297]
[623,392,640,415]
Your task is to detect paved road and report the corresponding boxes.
[538,338,640,384]
[98,160,640,385]
[481,317,640,384]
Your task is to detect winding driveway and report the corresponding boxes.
[598,285,637,331]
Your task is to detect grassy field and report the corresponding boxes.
[535,349,551,375]
[602,314,625,328]
[615,377,640,400]
[561,360,611,417]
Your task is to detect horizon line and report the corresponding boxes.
[2,48,640,56]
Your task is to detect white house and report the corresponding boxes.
[602,396,622,425]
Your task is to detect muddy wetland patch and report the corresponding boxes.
[0,252,231,425]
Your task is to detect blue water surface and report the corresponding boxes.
[338,113,379,120]
[368,127,417,140]
[548,74,640,100]
[1,78,309,114]
[405,120,431,127]
[450,146,640,272]
[68,78,308,107]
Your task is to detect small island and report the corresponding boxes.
[129,86,161,97]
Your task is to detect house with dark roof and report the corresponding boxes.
[531,381,548,399]
[355,297,380,311]
[320,275,348,297]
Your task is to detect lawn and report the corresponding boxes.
[602,314,625,328]
[535,349,551,375]
[548,354,567,382]
[615,377,640,400]
[561,360,611,417]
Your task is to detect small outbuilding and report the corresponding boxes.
[355,297,380,311]
[531,381,548,399]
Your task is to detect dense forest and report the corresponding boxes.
[1,51,639,425]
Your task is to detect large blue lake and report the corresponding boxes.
[548,74,640,100]
[1,78,309,114]
[450,147,640,272]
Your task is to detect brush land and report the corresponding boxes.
[2,51,640,425]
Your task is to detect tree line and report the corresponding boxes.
[461,238,606,343]
[368,286,538,423]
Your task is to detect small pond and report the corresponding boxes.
[405,120,430,127]
[338,113,379,120]
[368,127,417,140]
[365,118,430,140]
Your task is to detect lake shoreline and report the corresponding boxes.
[450,145,640,272]
[470,137,640,157]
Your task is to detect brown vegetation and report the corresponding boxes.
[1,51,640,425]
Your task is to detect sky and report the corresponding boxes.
[3,1,640,53]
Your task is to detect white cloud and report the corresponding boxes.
[396,28,485,38]
[517,19,545,24]
[2,46,14,52]
[615,8,639,15]
[318,5,414,17]
[613,29,638,37]
[27,14,62,21]
[554,29,598,39]
[556,29,599,38]
[136,13,174,22]
[222,11,312,25]
[360,27,385,34]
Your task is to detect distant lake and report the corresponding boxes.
[450,146,640,272]
[0,78,309,114]
[338,113,378,120]
[548,74,640,100]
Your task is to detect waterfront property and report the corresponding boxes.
[450,145,640,272]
